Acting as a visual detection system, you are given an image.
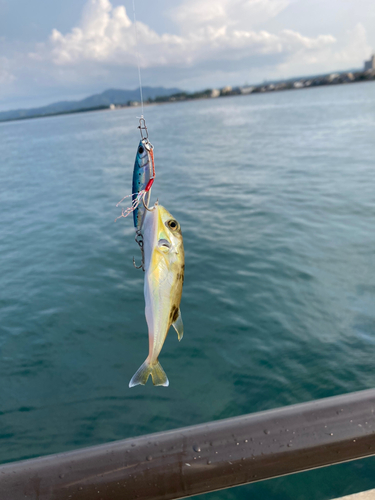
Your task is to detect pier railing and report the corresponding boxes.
[0,389,374,500]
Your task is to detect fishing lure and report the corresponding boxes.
[115,118,155,270]
[132,136,155,233]
[116,118,155,231]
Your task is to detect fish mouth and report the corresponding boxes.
[158,239,171,251]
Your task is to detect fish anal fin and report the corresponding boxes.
[172,309,183,341]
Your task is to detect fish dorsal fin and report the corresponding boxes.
[172,309,183,341]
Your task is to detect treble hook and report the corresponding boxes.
[133,256,144,270]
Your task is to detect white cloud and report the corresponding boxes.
[275,22,371,77]
[30,0,336,73]
[0,0,363,106]
[171,0,291,31]
[332,23,371,65]
[0,0,373,111]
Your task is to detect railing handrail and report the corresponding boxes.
[0,388,374,500]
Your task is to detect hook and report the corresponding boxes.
[133,256,144,270]
[142,192,157,212]
[133,230,145,271]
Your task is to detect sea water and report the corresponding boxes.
[0,81,375,499]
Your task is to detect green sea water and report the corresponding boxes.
[0,81,375,499]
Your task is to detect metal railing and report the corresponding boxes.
[0,389,374,500]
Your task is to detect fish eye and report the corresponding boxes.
[167,219,179,230]
[138,146,144,154]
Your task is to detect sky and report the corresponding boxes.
[0,0,374,111]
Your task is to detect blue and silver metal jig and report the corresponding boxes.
[132,127,155,232]
[115,117,155,270]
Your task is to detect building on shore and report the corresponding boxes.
[293,81,304,88]
[240,86,254,94]
[210,89,220,98]
[221,86,232,95]
[364,55,375,72]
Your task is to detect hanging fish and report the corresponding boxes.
[129,204,185,387]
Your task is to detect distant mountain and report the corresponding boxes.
[0,87,183,122]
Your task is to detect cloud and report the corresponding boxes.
[0,0,367,108]
[171,0,291,31]
[275,22,371,77]
[30,0,336,74]
[332,23,371,65]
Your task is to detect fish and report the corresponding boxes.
[132,139,155,233]
[129,204,185,387]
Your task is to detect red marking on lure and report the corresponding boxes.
[145,178,154,192]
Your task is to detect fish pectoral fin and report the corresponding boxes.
[129,359,169,388]
[172,309,184,341]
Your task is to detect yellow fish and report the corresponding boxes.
[129,204,184,387]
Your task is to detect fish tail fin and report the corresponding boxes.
[150,360,169,387]
[129,359,169,388]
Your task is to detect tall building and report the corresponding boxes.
[364,54,375,71]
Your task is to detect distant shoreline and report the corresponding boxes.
[1,71,374,124]
[0,105,111,123]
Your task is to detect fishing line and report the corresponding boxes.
[115,1,155,225]
[132,0,144,117]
